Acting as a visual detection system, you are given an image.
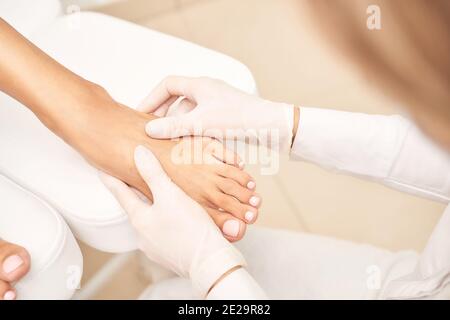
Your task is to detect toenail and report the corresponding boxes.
[247,181,256,189]
[245,211,255,222]
[222,220,240,238]
[3,290,16,300]
[238,161,245,169]
[249,196,260,207]
[3,255,24,274]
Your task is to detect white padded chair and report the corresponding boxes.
[0,173,82,299]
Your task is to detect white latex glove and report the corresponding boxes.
[100,145,246,297]
[138,76,295,152]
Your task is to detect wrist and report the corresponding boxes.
[207,265,243,295]
[190,245,246,298]
[267,102,299,152]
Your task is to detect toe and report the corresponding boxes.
[248,194,262,208]
[206,208,246,242]
[0,280,15,300]
[217,165,255,189]
[216,178,259,223]
[0,240,31,283]
[217,178,254,204]
[212,191,258,224]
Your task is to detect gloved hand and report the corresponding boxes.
[100,145,246,297]
[138,76,295,153]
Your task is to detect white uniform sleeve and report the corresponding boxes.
[207,268,267,300]
[291,107,450,203]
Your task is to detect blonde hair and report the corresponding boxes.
[307,0,450,146]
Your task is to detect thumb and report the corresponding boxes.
[145,115,194,139]
[134,146,174,201]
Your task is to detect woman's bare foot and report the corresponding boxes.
[158,136,260,241]
[0,240,31,300]
[58,86,260,241]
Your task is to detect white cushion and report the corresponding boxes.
[0,0,62,37]
[0,12,257,252]
[0,173,82,300]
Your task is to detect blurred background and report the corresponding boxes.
[60,0,444,299]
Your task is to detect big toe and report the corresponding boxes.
[206,208,247,242]
[0,240,30,283]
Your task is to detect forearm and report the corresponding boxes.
[289,107,450,201]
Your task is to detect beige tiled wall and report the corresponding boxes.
[77,0,445,299]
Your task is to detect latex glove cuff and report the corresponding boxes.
[249,101,294,153]
[190,245,247,298]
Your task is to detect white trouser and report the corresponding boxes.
[140,226,450,300]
